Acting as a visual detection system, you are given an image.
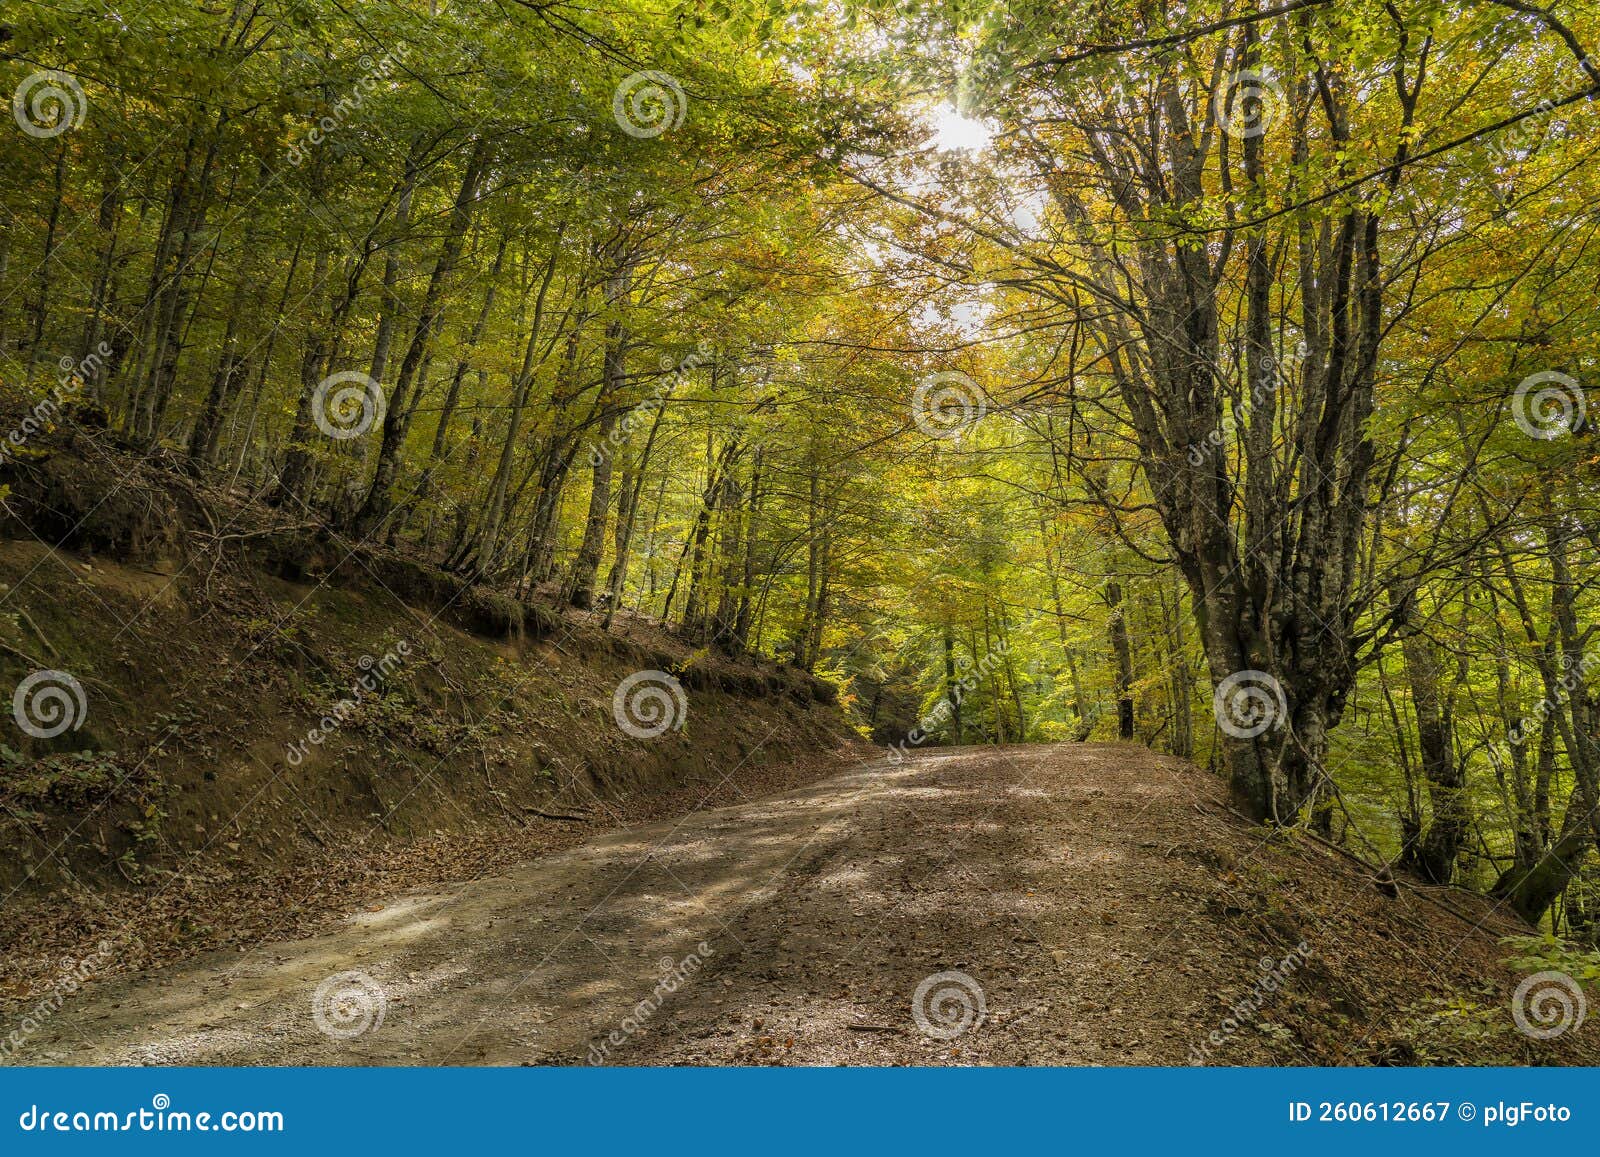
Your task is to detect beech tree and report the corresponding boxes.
[4,0,1600,930]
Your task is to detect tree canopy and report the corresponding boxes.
[4,0,1600,934]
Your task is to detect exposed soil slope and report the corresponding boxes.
[0,432,864,1000]
[10,744,1592,1067]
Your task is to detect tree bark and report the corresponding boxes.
[353,137,489,536]
[1107,581,1135,740]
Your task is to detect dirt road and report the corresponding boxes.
[0,745,1424,1065]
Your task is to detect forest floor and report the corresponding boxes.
[6,743,1595,1067]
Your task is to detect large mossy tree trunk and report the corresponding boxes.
[1033,28,1425,822]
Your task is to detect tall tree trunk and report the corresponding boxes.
[1168,578,1194,758]
[21,144,68,386]
[79,151,124,378]
[792,461,822,668]
[226,239,302,485]
[1485,514,1600,920]
[944,626,963,743]
[1107,581,1135,740]
[272,244,333,508]
[729,446,764,650]
[186,203,264,464]
[603,386,672,629]
[565,410,617,609]
[1391,581,1467,884]
[353,138,489,536]
[139,131,222,441]
[366,139,423,390]
[564,260,630,608]
[415,232,510,518]
[467,238,559,576]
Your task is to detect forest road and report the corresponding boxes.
[18,743,1293,1065]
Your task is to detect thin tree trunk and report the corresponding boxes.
[353,137,489,535]
[1107,581,1135,740]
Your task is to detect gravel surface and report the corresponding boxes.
[8,743,1586,1067]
